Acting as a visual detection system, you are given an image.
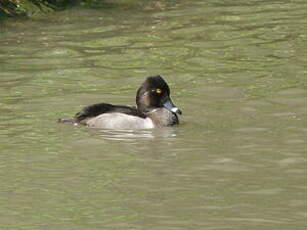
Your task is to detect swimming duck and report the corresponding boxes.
[59,75,182,129]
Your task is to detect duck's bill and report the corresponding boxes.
[163,99,182,115]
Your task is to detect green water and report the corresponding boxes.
[1,1,307,229]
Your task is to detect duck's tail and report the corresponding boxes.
[58,118,77,123]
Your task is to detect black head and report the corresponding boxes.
[136,75,182,115]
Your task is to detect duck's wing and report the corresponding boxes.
[75,103,144,123]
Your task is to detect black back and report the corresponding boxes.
[75,103,145,122]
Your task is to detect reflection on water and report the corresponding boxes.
[94,128,177,141]
[1,0,307,229]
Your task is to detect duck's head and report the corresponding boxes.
[136,75,182,115]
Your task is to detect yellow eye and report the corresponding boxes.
[156,89,162,94]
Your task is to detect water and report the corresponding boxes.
[1,0,307,229]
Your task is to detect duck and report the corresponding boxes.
[59,75,182,129]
